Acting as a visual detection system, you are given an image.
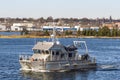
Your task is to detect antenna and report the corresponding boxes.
[52,22,56,42]
[49,22,60,44]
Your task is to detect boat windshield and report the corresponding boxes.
[33,49,41,54]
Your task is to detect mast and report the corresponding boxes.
[49,22,59,44]
[51,22,58,43]
[52,26,56,43]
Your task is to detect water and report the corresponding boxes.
[0,38,120,80]
[0,32,20,35]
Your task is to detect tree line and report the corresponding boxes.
[77,26,120,37]
[21,26,120,37]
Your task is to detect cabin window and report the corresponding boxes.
[72,53,75,57]
[33,49,41,53]
[38,50,41,53]
[33,49,37,53]
[52,51,54,55]
[42,50,44,54]
[68,53,72,57]
[61,54,64,58]
[46,51,49,54]
[56,51,59,55]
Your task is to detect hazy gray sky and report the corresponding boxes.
[0,0,120,19]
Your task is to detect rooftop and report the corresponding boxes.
[32,42,54,50]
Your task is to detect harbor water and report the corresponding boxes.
[0,38,120,80]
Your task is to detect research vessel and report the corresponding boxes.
[19,28,96,72]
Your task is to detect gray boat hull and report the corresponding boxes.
[19,60,96,72]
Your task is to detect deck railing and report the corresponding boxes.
[90,57,96,63]
[19,55,32,61]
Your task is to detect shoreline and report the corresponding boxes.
[0,35,120,39]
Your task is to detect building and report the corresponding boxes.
[0,24,6,31]
[102,23,116,29]
[75,25,99,31]
[74,26,80,31]
[12,23,34,27]
[11,26,24,31]
[11,23,41,31]
[115,22,120,29]
[42,25,99,32]
[102,22,120,29]
[90,27,99,31]
[80,27,90,31]
[42,26,71,32]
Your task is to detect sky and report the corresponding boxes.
[0,0,120,19]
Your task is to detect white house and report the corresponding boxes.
[12,23,34,27]
[0,25,6,31]
[11,26,23,31]
[11,23,36,31]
